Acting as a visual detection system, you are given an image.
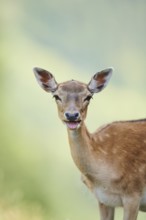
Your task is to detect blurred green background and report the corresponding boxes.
[0,0,146,219]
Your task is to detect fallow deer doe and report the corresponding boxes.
[33,67,146,220]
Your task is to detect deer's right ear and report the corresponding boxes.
[33,67,58,92]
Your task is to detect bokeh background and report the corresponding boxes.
[0,0,146,219]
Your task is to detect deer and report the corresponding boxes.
[33,67,146,220]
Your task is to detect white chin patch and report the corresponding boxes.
[65,121,81,130]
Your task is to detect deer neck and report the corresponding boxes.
[67,122,93,173]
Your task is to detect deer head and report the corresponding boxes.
[33,67,113,130]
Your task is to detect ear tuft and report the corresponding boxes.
[33,67,58,92]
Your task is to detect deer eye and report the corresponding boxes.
[53,95,62,102]
[84,95,93,102]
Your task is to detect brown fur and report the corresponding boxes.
[33,67,146,220]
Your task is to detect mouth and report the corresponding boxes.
[64,120,81,130]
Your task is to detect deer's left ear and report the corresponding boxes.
[33,67,58,92]
[88,68,113,93]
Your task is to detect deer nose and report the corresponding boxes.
[65,112,80,121]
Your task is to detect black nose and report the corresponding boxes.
[65,112,79,121]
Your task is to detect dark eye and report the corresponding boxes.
[53,95,62,101]
[84,95,92,102]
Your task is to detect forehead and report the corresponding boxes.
[57,80,88,94]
